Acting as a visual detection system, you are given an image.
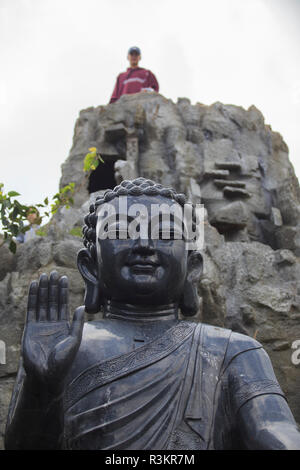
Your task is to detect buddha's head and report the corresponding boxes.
[77,178,203,316]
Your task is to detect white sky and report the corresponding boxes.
[1,0,300,206]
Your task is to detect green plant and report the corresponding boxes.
[69,226,83,238]
[1,146,103,254]
[83,147,104,172]
[35,228,47,237]
[49,182,75,215]
[0,182,75,253]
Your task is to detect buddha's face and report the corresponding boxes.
[96,195,189,306]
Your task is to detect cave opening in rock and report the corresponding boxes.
[88,160,117,193]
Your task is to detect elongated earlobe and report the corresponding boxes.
[179,251,203,317]
[77,249,103,314]
[179,280,200,317]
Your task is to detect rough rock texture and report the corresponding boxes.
[1,92,300,449]
[0,236,85,449]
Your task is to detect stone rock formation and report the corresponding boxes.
[1,92,300,448]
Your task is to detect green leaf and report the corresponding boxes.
[83,153,93,171]
[13,200,24,210]
[97,153,105,163]
[2,199,10,210]
[9,240,16,254]
[69,226,83,237]
[11,207,19,219]
[7,191,20,197]
[83,150,101,172]
[36,229,46,237]
[44,197,49,205]
[11,224,19,236]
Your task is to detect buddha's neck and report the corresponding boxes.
[104,300,178,322]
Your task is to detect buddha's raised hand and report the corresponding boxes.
[22,271,85,394]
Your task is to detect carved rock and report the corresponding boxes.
[1,93,300,447]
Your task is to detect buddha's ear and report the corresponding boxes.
[77,249,103,314]
[186,250,203,281]
[179,251,203,317]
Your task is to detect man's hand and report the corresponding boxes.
[141,87,154,92]
[22,271,85,395]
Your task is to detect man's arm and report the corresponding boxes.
[147,71,159,92]
[109,75,120,103]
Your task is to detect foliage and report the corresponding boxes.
[0,182,75,253]
[83,147,104,172]
[1,146,103,254]
[69,226,83,238]
[50,182,75,214]
[35,228,47,237]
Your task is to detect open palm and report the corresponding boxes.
[22,271,85,391]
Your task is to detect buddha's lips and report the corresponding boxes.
[126,259,159,273]
[126,258,159,267]
[131,265,158,274]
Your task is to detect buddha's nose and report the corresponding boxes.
[132,237,155,254]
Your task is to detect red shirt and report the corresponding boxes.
[109,67,159,103]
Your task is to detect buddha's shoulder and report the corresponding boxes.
[68,319,136,378]
[79,319,138,357]
[200,322,263,358]
[80,319,135,345]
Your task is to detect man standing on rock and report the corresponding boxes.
[109,46,159,103]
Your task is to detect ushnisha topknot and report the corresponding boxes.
[82,177,196,260]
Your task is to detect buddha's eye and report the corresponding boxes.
[158,228,184,240]
[105,222,129,239]
[116,229,129,240]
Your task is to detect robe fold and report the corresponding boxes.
[63,321,197,450]
[62,321,285,450]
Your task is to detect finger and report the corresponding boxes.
[70,306,85,340]
[26,280,38,322]
[48,271,59,321]
[58,275,69,321]
[37,273,48,321]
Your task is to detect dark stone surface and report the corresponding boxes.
[1,94,300,448]
[4,180,300,449]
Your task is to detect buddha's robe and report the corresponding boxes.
[63,321,285,450]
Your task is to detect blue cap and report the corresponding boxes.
[128,46,141,55]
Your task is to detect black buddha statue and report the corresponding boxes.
[5,178,300,450]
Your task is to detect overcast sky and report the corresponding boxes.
[1,0,300,207]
